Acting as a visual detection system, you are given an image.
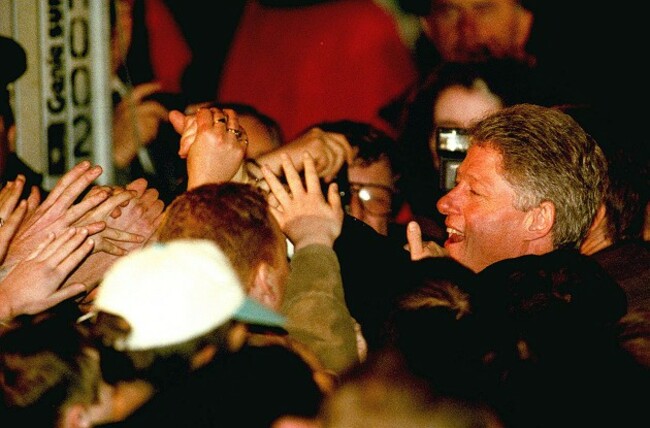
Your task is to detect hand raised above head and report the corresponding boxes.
[256,127,355,183]
[262,152,344,250]
[170,107,248,189]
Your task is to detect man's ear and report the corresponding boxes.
[525,200,555,239]
[248,262,280,309]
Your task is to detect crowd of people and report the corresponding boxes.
[0,1,647,427]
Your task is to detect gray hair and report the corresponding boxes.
[469,104,607,249]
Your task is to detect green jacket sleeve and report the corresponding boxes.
[281,244,359,375]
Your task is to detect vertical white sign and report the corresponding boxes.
[3,0,113,188]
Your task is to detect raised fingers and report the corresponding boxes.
[405,221,447,260]
[326,182,343,215]
[0,176,25,217]
[222,108,240,131]
[41,228,95,279]
[0,200,28,261]
[65,189,111,225]
[35,228,84,262]
[91,190,137,221]
[100,228,144,244]
[168,109,187,135]
[281,153,305,197]
[177,114,198,158]
[195,107,216,132]
[42,162,102,210]
[302,152,322,194]
[261,158,292,208]
[405,221,424,259]
[125,178,149,197]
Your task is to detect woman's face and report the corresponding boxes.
[430,83,503,169]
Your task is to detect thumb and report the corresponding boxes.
[168,110,186,134]
[406,221,424,260]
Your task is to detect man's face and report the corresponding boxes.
[436,145,532,272]
[347,157,395,236]
[421,0,532,62]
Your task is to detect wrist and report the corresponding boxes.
[292,235,336,251]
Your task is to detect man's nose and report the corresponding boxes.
[437,186,459,216]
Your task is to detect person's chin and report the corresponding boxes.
[444,241,464,263]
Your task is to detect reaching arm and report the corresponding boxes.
[262,152,359,374]
[169,107,248,189]
[4,162,106,268]
[256,127,355,183]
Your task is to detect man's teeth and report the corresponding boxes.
[447,227,463,236]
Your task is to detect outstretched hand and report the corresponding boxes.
[262,152,344,250]
[0,227,94,321]
[73,185,144,256]
[256,127,355,183]
[4,162,106,267]
[0,176,29,263]
[64,178,165,296]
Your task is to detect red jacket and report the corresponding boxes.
[217,0,418,141]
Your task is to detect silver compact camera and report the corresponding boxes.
[435,127,470,192]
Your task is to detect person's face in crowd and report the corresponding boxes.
[347,157,395,236]
[429,82,502,169]
[421,0,533,63]
[436,144,532,272]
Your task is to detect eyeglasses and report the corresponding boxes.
[345,182,395,216]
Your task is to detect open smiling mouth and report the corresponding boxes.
[446,227,465,244]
